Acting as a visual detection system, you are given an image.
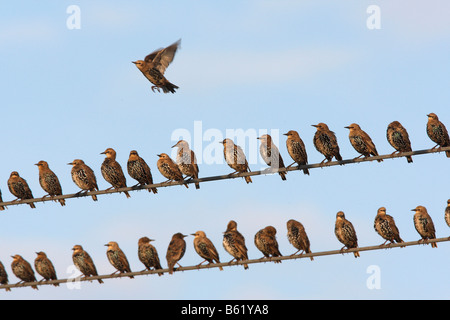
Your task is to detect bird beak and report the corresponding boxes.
[34,163,38,166]
[311,125,318,128]
[219,141,224,144]
[256,137,260,140]
[67,162,73,165]
[131,61,137,64]
[157,154,161,157]
[100,151,106,155]
[183,234,188,238]
[283,133,288,136]
[344,126,351,129]
[411,209,416,212]
[190,233,196,236]
[171,143,177,148]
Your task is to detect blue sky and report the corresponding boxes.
[0,1,449,299]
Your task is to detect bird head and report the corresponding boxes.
[34,160,49,169]
[101,148,117,159]
[68,159,84,166]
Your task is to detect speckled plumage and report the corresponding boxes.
[7,171,35,208]
[445,200,450,229]
[105,241,134,278]
[127,150,157,194]
[374,207,404,246]
[286,219,313,260]
[34,252,58,286]
[69,159,99,201]
[386,121,413,163]
[35,160,65,206]
[427,113,450,157]
[312,123,343,165]
[222,220,249,270]
[254,226,282,262]
[166,233,187,275]
[157,153,188,188]
[138,237,163,276]
[11,255,38,290]
[192,231,223,270]
[221,139,252,184]
[345,123,382,162]
[284,130,309,175]
[0,260,10,291]
[72,245,103,283]
[335,211,360,258]
[258,134,287,181]
[172,140,200,189]
[411,206,437,248]
[101,148,130,198]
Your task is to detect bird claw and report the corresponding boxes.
[151,86,161,93]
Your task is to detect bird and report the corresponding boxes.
[132,39,181,93]
[445,199,450,230]
[220,139,252,184]
[257,134,287,181]
[0,260,11,291]
[222,220,249,270]
[386,121,413,163]
[191,231,223,270]
[105,241,134,279]
[127,150,158,194]
[11,255,38,290]
[373,207,404,247]
[286,219,313,260]
[138,237,163,276]
[411,206,437,248]
[101,148,130,198]
[0,189,6,211]
[172,140,200,189]
[284,130,309,175]
[254,226,282,262]
[166,233,187,275]
[35,160,65,206]
[68,159,99,201]
[345,123,382,162]
[7,171,36,209]
[72,245,103,284]
[157,153,188,188]
[334,211,360,258]
[34,252,58,286]
[312,123,343,165]
[426,113,450,157]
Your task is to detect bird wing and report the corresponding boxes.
[149,39,181,75]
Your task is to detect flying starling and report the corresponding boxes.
[72,245,103,284]
[284,130,309,175]
[138,237,163,276]
[257,134,287,181]
[411,206,437,248]
[335,211,360,258]
[7,171,36,209]
[0,260,11,291]
[35,160,65,206]
[132,39,180,93]
[345,123,382,162]
[34,252,58,286]
[374,207,404,247]
[127,150,158,194]
[172,140,200,189]
[166,233,187,275]
[286,219,313,260]
[254,226,282,262]
[426,113,450,157]
[101,148,130,198]
[11,255,38,290]
[68,159,99,201]
[386,121,413,163]
[0,189,6,211]
[105,241,134,279]
[157,153,188,188]
[312,123,343,165]
[222,220,249,270]
[445,199,450,230]
[191,231,223,270]
[220,139,252,184]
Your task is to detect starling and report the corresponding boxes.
[35,160,65,206]
[138,237,163,276]
[191,231,223,270]
[312,123,343,165]
[132,39,180,93]
[127,150,158,194]
[68,159,99,201]
[254,226,282,262]
[0,260,11,291]
[72,245,103,284]
[284,130,309,175]
[257,134,287,181]
[335,211,360,258]
[11,255,38,290]
[101,148,131,198]
[345,123,382,162]
[105,241,134,279]
[386,121,413,163]
[166,233,187,275]
[172,140,200,189]
[34,252,58,286]
[157,153,188,188]
[0,189,6,211]
[222,220,249,270]
[286,219,313,260]
[220,139,252,184]
[374,207,404,247]
[426,113,450,157]
[445,199,450,230]
[7,171,36,209]
[411,206,437,248]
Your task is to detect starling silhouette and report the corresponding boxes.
[222,220,249,270]
[411,206,437,248]
[34,252,58,286]
[72,245,103,284]
[374,207,404,247]
[426,113,450,157]
[386,121,413,163]
[138,237,163,276]
[220,139,252,184]
[335,211,360,258]
[7,171,36,209]
[0,189,6,211]
[312,123,343,165]
[11,255,38,290]
[445,199,450,230]
[35,160,65,206]
[284,130,309,175]
[257,134,287,181]
[191,231,223,270]
[254,226,282,262]
[132,39,180,93]
[105,241,134,279]
[172,140,200,189]
[68,159,99,201]
[345,123,382,162]
[101,148,131,198]
[0,260,10,291]
[166,233,187,275]
[127,150,158,194]
[157,153,188,188]
[286,219,313,260]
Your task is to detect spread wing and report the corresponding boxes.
[145,39,181,74]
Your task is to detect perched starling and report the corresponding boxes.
[138,237,163,276]
[11,255,38,290]
[312,123,343,165]
[35,160,65,206]
[7,171,36,209]
[157,153,188,188]
[286,219,313,260]
[34,252,58,286]
[172,140,200,189]
[426,113,450,157]
[254,226,282,262]
[127,150,158,194]
[132,39,180,93]
[0,260,10,291]
[335,211,360,258]
[72,245,103,284]
[101,148,130,198]
[105,241,134,279]
[284,130,309,175]
[445,199,450,230]
[222,220,249,270]
[220,139,252,184]
[166,233,187,275]
[0,189,6,211]
[411,206,437,248]
[191,231,223,270]
[257,134,287,181]
[374,207,404,247]
[68,159,99,201]
[386,121,413,163]
[345,123,382,162]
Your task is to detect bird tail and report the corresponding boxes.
[0,205,5,211]
[29,202,36,209]
[353,251,360,258]
[336,153,343,162]
[32,285,38,290]
[279,172,287,181]
[5,287,11,292]
[431,241,438,248]
[245,176,252,184]
[406,156,413,163]
[150,187,158,194]
[91,194,98,201]
[59,199,66,206]
[97,279,104,284]
[303,168,310,175]
[162,81,179,94]
[124,191,131,198]
[53,283,60,287]
[306,248,314,261]
[195,182,200,189]
[243,263,249,270]
[446,150,450,158]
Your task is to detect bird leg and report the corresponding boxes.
[290,249,301,256]
[196,260,208,268]
[151,86,161,93]
[286,162,297,169]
